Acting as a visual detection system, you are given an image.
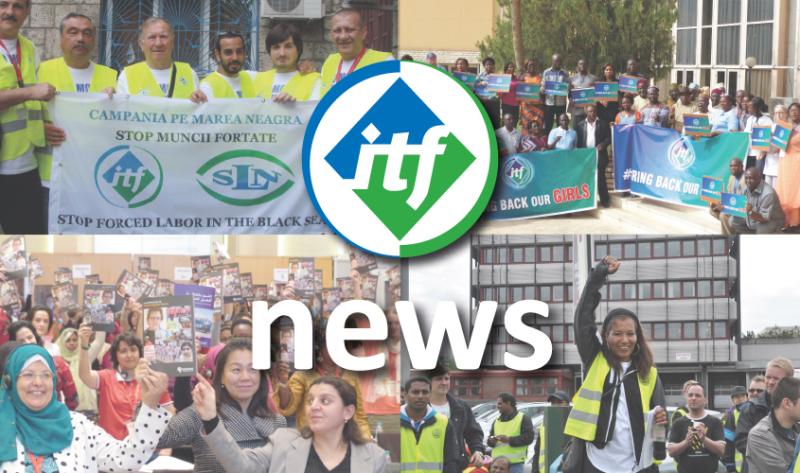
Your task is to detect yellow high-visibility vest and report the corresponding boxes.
[123,61,196,98]
[254,69,320,101]
[200,71,256,98]
[538,424,546,473]
[401,413,447,473]
[492,411,528,464]
[319,48,392,97]
[564,353,658,442]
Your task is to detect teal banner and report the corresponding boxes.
[487,148,597,219]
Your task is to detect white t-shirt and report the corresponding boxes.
[586,361,640,472]
[116,64,200,96]
[431,400,451,419]
[200,70,257,99]
[0,38,41,175]
[69,62,96,93]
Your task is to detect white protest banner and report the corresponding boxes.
[49,94,327,234]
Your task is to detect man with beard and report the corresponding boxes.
[319,8,392,97]
[667,383,725,473]
[400,376,460,473]
[200,31,256,99]
[253,22,320,102]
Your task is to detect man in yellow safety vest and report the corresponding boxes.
[488,392,534,473]
[0,0,56,233]
[199,31,256,100]
[319,8,392,97]
[252,22,320,102]
[723,385,748,472]
[400,376,460,473]
[116,17,206,102]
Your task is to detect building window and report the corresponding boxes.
[714,320,728,338]
[639,282,652,299]
[653,323,667,340]
[712,238,727,255]
[697,239,711,256]
[669,281,682,298]
[511,247,524,263]
[684,321,697,339]
[516,377,558,397]
[539,246,551,263]
[609,243,622,258]
[552,285,564,302]
[713,280,728,297]
[497,247,508,264]
[746,0,773,65]
[668,240,682,258]
[682,240,696,257]
[609,283,622,300]
[653,282,666,299]
[668,322,682,339]
[676,0,698,65]
[453,377,481,398]
[551,325,565,343]
[624,283,637,300]
[717,0,741,66]
[698,280,711,297]
[698,321,712,339]
[99,0,260,76]
[653,241,666,258]
[481,248,494,264]
[511,286,524,303]
[682,281,696,298]
[539,286,551,302]
[595,243,608,260]
[638,241,652,259]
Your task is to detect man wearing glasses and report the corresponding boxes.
[747,376,766,401]
[734,357,794,472]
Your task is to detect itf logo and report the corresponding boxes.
[303,61,497,257]
[94,144,163,208]
[667,137,696,171]
[502,155,534,190]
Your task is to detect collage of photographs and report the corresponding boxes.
[1,1,800,473]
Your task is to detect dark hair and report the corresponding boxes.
[601,308,654,378]
[332,7,363,27]
[127,309,141,333]
[404,376,431,392]
[8,320,44,346]
[482,57,495,66]
[265,22,303,59]
[59,12,93,33]
[788,102,800,114]
[503,62,515,73]
[498,392,516,407]
[231,318,252,335]
[400,54,414,61]
[750,96,767,114]
[772,377,800,409]
[27,305,54,331]
[0,341,20,379]
[110,333,143,369]
[301,376,367,444]
[426,360,450,379]
[180,341,193,350]
[212,338,271,418]
[214,31,245,52]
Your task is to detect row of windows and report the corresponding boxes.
[479,244,573,264]
[594,238,728,260]
[642,320,729,340]
[452,376,562,398]
[601,279,730,300]
[490,325,575,344]
[480,285,574,304]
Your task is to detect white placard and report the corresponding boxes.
[72,264,92,279]
[273,268,289,282]
[174,266,193,281]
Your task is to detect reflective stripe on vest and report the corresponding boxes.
[538,424,546,473]
[319,49,392,97]
[0,35,45,163]
[253,69,320,101]
[201,71,256,98]
[38,57,118,93]
[564,353,658,442]
[492,411,528,463]
[124,61,196,98]
[734,408,743,472]
[400,413,447,473]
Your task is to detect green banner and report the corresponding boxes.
[486,148,597,219]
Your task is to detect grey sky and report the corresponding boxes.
[740,235,800,334]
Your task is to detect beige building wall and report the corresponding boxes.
[398,0,498,67]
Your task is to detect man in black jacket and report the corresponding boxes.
[401,376,461,473]
[575,104,612,208]
[427,363,487,470]
[734,356,794,472]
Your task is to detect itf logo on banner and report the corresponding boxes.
[303,61,497,257]
[667,137,696,171]
[94,144,163,208]
[502,155,534,190]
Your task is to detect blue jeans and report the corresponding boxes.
[509,462,524,473]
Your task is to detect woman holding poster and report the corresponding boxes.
[564,256,668,473]
[775,102,800,228]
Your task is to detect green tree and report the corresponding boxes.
[479,0,678,79]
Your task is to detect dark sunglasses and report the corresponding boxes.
[748,388,765,394]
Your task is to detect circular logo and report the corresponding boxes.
[303,61,497,257]
[667,137,696,171]
[502,155,534,189]
[730,196,737,205]
[94,144,163,208]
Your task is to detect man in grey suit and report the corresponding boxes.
[575,104,612,207]
[730,167,785,234]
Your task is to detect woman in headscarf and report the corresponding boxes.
[56,327,102,413]
[564,255,668,473]
[0,343,171,472]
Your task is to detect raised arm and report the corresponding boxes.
[78,324,100,390]
[574,255,619,365]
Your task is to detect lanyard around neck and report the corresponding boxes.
[335,48,367,83]
[0,39,23,87]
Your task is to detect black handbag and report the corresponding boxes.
[561,436,586,473]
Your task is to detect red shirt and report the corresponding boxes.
[97,368,172,439]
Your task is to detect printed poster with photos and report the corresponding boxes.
[314,270,323,292]
[289,258,315,298]
[336,277,354,300]
[29,258,43,279]
[54,267,73,284]
[322,288,341,314]
[361,274,379,301]
[191,255,211,282]
[137,269,159,288]
[174,284,215,350]
[115,269,152,305]
[0,279,22,314]
[52,282,78,312]
[279,325,294,364]
[253,284,268,301]
[137,256,151,271]
[83,284,116,331]
[34,285,54,310]
[140,295,196,376]
[349,247,378,272]
[0,235,26,280]
[155,279,174,297]
[85,274,101,284]
[240,272,254,299]
[215,263,243,303]
[199,270,223,312]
